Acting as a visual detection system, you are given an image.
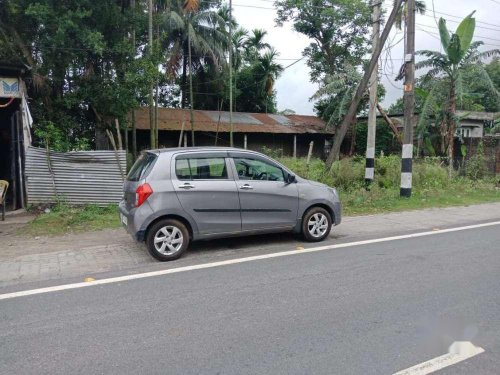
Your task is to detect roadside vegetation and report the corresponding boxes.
[279,155,499,216]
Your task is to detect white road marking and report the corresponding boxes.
[393,341,485,375]
[1,221,499,301]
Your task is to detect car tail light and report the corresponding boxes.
[136,183,153,207]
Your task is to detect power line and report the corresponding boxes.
[416,23,500,43]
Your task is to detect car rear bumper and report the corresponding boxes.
[119,200,151,242]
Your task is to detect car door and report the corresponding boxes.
[172,153,242,236]
[230,153,299,232]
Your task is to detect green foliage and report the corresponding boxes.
[354,120,399,156]
[465,142,488,180]
[33,121,90,152]
[275,0,371,83]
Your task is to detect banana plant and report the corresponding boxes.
[416,11,499,175]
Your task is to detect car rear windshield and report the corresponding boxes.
[127,152,157,181]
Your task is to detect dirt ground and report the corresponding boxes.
[0,210,134,258]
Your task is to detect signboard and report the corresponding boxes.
[0,77,20,98]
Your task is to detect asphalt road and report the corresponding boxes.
[1,224,499,374]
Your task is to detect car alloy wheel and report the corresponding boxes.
[153,226,184,255]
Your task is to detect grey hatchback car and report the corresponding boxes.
[119,147,342,261]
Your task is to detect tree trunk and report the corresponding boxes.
[447,80,457,177]
[148,0,155,149]
[188,33,195,146]
[130,0,137,159]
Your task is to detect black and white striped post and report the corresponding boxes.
[400,144,413,197]
[400,0,415,198]
[364,0,381,187]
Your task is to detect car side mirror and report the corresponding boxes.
[286,173,296,184]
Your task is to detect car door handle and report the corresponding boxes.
[239,184,253,190]
[178,183,195,189]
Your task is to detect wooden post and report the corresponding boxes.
[178,120,185,147]
[244,134,247,149]
[115,118,123,150]
[10,114,17,210]
[307,141,314,164]
[183,133,187,147]
[293,135,297,158]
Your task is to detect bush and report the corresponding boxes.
[465,142,488,180]
[275,154,492,193]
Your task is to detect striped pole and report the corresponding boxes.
[400,144,413,197]
[400,0,415,198]
[364,0,381,186]
[365,147,375,184]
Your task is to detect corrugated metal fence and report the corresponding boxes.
[25,147,126,205]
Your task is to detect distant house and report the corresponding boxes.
[133,108,335,158]
[362,111,500,139]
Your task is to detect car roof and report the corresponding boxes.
[148,147,260,155]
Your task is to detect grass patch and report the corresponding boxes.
[26,204,120,237]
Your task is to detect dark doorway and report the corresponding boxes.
[0,98,24,210]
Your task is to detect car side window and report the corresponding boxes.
[233,157,284,182]
[175,157,228,180]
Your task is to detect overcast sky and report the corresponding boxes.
[232,0,500,115]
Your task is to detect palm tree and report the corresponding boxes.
[244,29,271,61]
[415,12,499,174]
[394,0,426,30]
[253,48,283,112]
[164,0,229,144]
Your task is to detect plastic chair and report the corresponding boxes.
[0,180,8,221]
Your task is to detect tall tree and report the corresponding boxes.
[275,0,371,82]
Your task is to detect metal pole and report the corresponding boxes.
[400,0,415,197]
[229,0,234,147]
[365,0,381,186]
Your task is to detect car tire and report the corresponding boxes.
[146,219,190,261]
[301,207,332,242]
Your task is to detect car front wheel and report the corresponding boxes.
[146,219,189,261]
[301,207,332,242]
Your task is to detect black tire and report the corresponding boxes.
[301,207,332,242]
[146,219,190,261]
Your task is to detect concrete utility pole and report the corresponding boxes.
[400,0,415,197]
[229,0,234,147]
[325,0,404,168]
[365,0,381,186]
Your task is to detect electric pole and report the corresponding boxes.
[400,0,415,197]
[229,0,234,147]
[365,0,381,186]
[325,0,404,168]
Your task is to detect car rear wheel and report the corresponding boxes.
[301,207,332,242]
[146,219,189,261]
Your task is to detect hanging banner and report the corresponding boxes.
[0,77,20,98]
